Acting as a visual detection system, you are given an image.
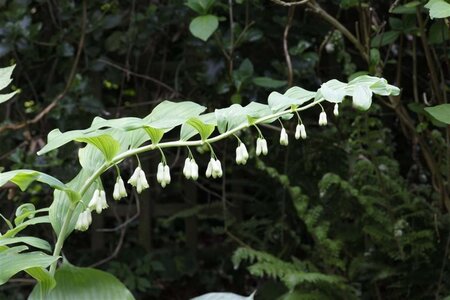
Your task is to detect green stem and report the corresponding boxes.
[49,98,324,274]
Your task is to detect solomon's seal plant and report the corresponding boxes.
[0,64,400,298]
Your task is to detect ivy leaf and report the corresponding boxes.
[189,15,219,41]
[0,246,59,285]
[29,262,135,300]
[424,104,450,124]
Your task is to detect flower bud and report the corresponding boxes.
[333,104,339,117]
[99,190,108,210]
[212,159,223,178]
[163,165,171,185]
[113,182,121,201]
[128,167,141,186]
[88,189,101,214]
[236,145,243,165]
[256,138,262,156]
[190,159,199,180]
[241,143,249,161]
[319,111,327,126]
[280,128,289,146]
[75,209,92,231]
[183,158,192,179]
[156,162,164,184]
[113,176,127,201]
[261,138,268,155]
[295,124,301,140]
[206,158,213,178]
[297,125,305,140]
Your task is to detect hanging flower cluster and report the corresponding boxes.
[113,176,127,201]
[157,162,171,188]
[183,158,199,180]
[128,166,149,193]
[255,138,268,156]
[206,158,223,178]
[235,143,249,165]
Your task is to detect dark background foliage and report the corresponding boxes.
[0,0,449,299]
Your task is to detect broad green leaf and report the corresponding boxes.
[2,216,50,238]
[185,117,216,140]
[0,246,59,285]
[26,267,56,299]
[347,75,400,96]
[425,0,450,18]
[0,170,68,192]
[181,113,217,141]
[429,20,449,44]
[371,31,400,47]
[79,134,120,162]
[268,86,315,113]
[186,0,215,14]
[0,90,19,104]
[319,79,347,103]
[0,237,51,252]
[245,102,274,124]
[253,77,286,89]
[189,15,219,42]
[424,104,450,124]
[192,291,255,300]
[215,104,247,133]
[352,85,373,111]
[143,127,165,144]
[144,100,206,129]
[390,1,421,14]
[0,64,15,91]
[29,262,135,300]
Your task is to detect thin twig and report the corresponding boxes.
[283,7,295,87]
[270,0,310,6]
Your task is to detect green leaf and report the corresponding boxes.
[189,15,219,41]
[0,170,68,192]
[185,117,216,140]
[268,86,315,113]
[319,79,347,103]
[192,291,255,300]
[29,262,135,300]
[186,0,215,14]
[352,85,373,111]
[371,31,400,48]
[144,100,206,129]
[2,216,50,238]
[181,113,217,141]
[390,1,421,14]
[76,134,120,162]
[143,127,165,144]
[429,20,449,44]
[0,90,19,104]
[215,104,247,133]
[425,0,450,18]
[424,104,450,124]
[0,237,51,252]
[26,267,56,299]
[0,64,15,91]
[252,77,287,89]
[0,246,59,285]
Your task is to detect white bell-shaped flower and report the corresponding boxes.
[236,145,243,165]
[162,165,171,188]
[295,124,301,140]
[99,190,108,210]
[299,124,307,139]
[333,104,339,116]
[137,169,149,193]
[128,166,141,186]
[88,189,101,214]
[156,162,164,184]
[206,158,214,178]
[75,209,92,231]
[241,143,249,161]
[113,176,127,201]
[318,111,328,126]
[190,159,199,180]
[211,159,223,178]
[256,138,262,156]
[279,128,289,146]
[183,158,192,179]
[261,138,268,155]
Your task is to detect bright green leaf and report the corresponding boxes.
[0,64,15,91]
[29,262,135,300]
[0,237,51,252]
[192,291,255,300]
[0,246,59,285]
[425,0,450,18]
[189,15,219,41]
[252,77,287,89]
[185,117,216,140]
[371,31,400,48]
[0,170,68,192]
[424,104,450,124]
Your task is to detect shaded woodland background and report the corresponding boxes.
[0,0,449,299]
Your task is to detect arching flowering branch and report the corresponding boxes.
[0,74,399,286]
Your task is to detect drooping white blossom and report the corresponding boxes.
[75,209,92,231]
[183,158,192,179]
[261,138,268,155]
[279,128,289,146]
[190,159,199,180]
[113,176,127,201]
[129,166,149,194]
[235,143,249,165]
[295,124,301,140]
[128,166,141,186]
[88,189,108,214]
[299,124,307,139]
[333,104,339,116]
[318,111,328,126]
